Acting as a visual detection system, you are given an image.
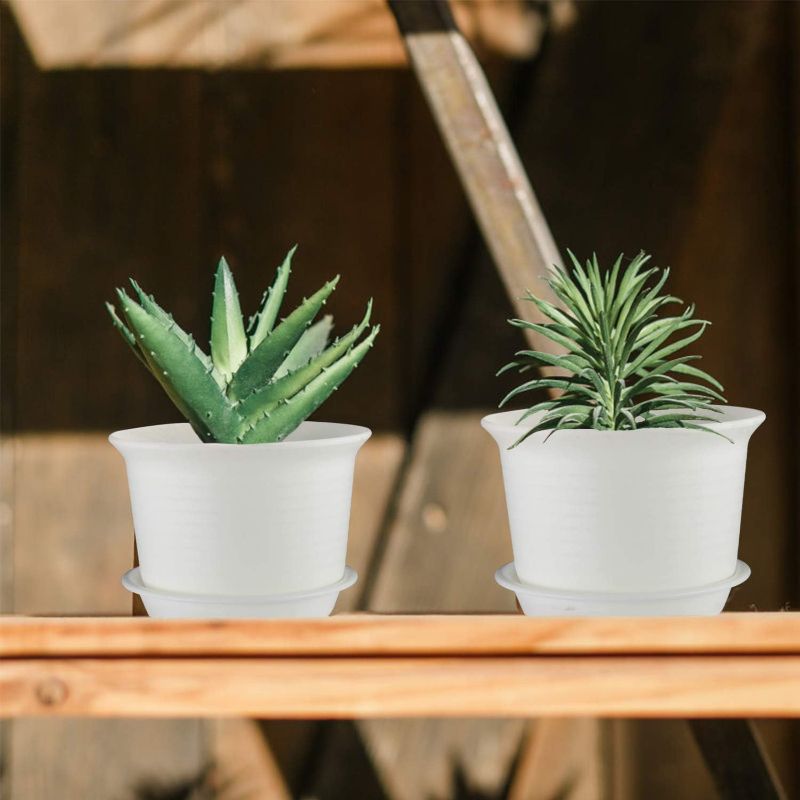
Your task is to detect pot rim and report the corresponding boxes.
[481,404,765,436]
[109,420,371,451]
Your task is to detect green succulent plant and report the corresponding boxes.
[499,250,727,446]
[107,246,379,443]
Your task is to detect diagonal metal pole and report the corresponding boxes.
[388,0,561,354]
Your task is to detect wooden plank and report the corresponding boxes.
[367,414,515,615]
[338,436,405,610]
[209,719,291,800]
[6,433,208,799]
[0,440,12,800]
[3,656,800,719]
[509,719,603,800]
[4,433,400,798]
[0,442,13,618]
[12,66,206,434]
[0,0,20,614]
[668,6,795,618]
[197,69,406,432]
[608,720,716,799]
[495,1,799,795]
[127,37,405,784]
[7,66,408,435]
[388,0,562,355]
[8,0,543,70]
[0,2,20,446]
[609,2,798,796]
[7,718,207,800]
[11,434,143,615]
[3,7,411,791]
[259,434,403,794]
[356,410,605,800]
[690,720,787,800]
[385,8,586,788]
[3,432,399,614]
[795,0,800,616]
[402,57,530,420]
[2,614,799,658]
[360,412,522,800]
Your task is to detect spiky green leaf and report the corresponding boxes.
[236,301,372,423]
[239,325,379,443]
[249,245,296,349]
[228,276,340,401]
[106,302,148,367]
[119,292,243,442]
[500,250,727,441]
[273,314,333,381]
[129,279,225,389]
[210,256,248,380]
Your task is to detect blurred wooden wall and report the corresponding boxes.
[1,1,798,799]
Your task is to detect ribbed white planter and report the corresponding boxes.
[482,406,764,606]
[111,421,370,617]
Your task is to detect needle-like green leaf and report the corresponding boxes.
[499,250,726,441]
[671,362,724,392]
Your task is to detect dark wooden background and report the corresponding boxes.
[1,1,798,799]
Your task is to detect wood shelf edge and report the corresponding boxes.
[1,613,799,657]
[2,655,799,719]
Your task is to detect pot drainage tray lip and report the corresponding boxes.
[122,565,358,605]
[496,560,750,600]
[495,561,750,616]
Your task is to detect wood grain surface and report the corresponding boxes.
[3,433,208,800]
[2,613,799,657]
[2,0,798,795]
[0,433,402,799]
[359,411,535,800]
[3,655,799,719]
[8,0,543,70]
[390,0,562,358]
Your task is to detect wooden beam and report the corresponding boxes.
[209,719,291,800]
[690,720,787,800]
[509,719,603,800]
[7,0,544,70]
[5,432,208,800]
[388,0,562,350]
[2,614,799,657]
[3,655,799,719]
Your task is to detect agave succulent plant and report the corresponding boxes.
[107,247,379,443]
[499,250,726,446]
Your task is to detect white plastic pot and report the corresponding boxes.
[482,406,764,599]
[111,421,370,615]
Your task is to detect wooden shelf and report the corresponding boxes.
[2,614,799,719]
